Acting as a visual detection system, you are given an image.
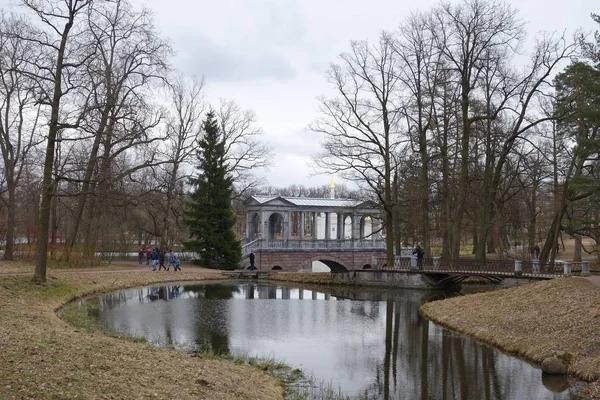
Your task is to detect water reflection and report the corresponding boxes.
[81,282,580,400]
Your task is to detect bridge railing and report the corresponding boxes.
[434,258,515,273]
[248,239,386,252]
[241,239,261,257]
[379,256,574,277]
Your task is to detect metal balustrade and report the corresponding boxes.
[241,238,386,256]
[375,256,579,278]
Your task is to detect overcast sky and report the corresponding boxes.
[2,0,598,189]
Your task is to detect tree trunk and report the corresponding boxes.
[475,116,494,262]
[528,188,538,259]
[487,231,497,254]
[64,119,105,257]
[440,100,453,260]
[3,177,16,260]
[452,82,471,259]
[385,165,395,269]
[419,136,431,258]
[573,235,582,262]
[161,159,180,248]
[394,170,402,256]
[33,16,74,284]
[50,191,58,262]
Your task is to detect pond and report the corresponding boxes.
[70,281,582,400]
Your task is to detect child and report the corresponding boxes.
[174,257,181,272]
[168,250,175,270]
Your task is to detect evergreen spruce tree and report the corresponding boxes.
[184,111,241,269]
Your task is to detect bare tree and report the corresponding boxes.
[473,34,578,261]
[0,14,44,260]
[217,99,273,197]
[159,74,204,246]
[311,35,403,268]
[15,0,95,283]
[61,0,171,258]
[430,0,525,259]
[393,12,444,257]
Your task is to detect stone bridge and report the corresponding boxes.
[254,248,386,272]
[243,238,386,272]
[242,191,387,272]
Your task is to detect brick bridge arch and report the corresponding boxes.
[257,250,384,272]
[300,254,348,272]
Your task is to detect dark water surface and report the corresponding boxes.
[78,281,581,400]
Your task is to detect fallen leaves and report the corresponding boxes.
[0,264,284,400]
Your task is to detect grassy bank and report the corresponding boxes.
[0,263,283,400]
[421,277,600,398]
[268,272,339,285]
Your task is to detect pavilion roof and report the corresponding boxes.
[246,195,376,209]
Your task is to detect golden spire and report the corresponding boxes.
[329,178,335,199]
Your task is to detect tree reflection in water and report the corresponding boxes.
[87,283,578,400]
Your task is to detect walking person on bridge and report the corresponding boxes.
[413,244,424,271]
[248,251,257,271]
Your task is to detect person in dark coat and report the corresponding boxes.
[158,250,166,271]
[249,251,256,270]
[413,245,424,270]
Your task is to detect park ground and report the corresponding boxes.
[1,260,600,399]
[0,261,283,400]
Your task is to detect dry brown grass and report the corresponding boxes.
[0,262,283,400]
[421,277,600,384]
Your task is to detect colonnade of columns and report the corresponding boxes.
[247,210,380,242]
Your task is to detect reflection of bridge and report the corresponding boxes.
[243,191,386,271]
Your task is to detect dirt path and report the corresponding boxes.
[0,261,212,276]
[586,275,600,287]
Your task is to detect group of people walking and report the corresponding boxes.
[138,247,181,271]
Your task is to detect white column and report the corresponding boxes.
[283,211,290,241]
[563,261,572,277]
[246,212,251,239]
[261,211,268,240]
[352,214,359,240]
[582,261,590,276]
[514,260,522,277]
[299,211,305,239]
[312,212,318,240]
[325,212,331,240]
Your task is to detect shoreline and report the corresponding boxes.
[265,271,600,398]
[0,263,283,400]
[420,277,600,398]
[3,263,599,399]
